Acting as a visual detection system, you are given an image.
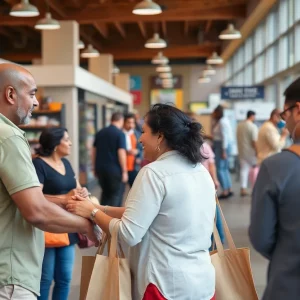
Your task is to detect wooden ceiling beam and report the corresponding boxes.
[205,21,213,33]
[93,22,108,38]
[184,21,189,36]
[137,22,147,38]
[114,22,126,38]
[162,21,167,37]
[47,0,68,18]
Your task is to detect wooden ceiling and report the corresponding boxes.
[0,0,248,63]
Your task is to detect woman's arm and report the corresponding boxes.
[94,204,125,219]
[40,183,70,208]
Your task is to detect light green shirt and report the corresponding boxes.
[0,113,43,296]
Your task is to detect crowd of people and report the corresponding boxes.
[1,62,300,300]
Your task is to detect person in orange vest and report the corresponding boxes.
[124,113,140,187]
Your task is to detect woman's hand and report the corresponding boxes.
[67,195,95,219]
[75,187,89,198]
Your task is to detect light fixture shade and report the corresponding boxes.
[35,13,60,30]
[145,33,167,49]
[206,52,223,65]
[132,0,162,15]
[156,64,171,73]
[203,65,216,76]
[112,65,120,74]
[219,24,242,40]
[159,72,172,79]
[78,40,85,49]
[81,44,100,58]
[198,76,211,83]
[151,52,169,64]
[10,0,39,17]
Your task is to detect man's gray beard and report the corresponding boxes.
[16,105,30,125]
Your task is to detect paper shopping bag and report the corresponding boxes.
[210,197,258,300]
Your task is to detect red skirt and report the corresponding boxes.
[142,284,216,300]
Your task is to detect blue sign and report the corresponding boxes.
[221,86,264,100]
[130,76,142,91]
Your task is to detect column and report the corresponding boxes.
[88,54,113,83]
[114,73,130,92]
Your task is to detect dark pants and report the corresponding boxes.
[97,171,124,207]
[128,170,138,187]
[38,244,75,300]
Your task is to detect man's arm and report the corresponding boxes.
[11,186,94,236]
[118,148,128,183]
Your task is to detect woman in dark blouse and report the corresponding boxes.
[33,128,88,300]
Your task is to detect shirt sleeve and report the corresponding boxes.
[32,158,45,184]
[251,125,258,142]
[249,162,278,260]
[265,125,284,152]
[220,118,230,149]
[118,131,126,150]
[0,136,40,195]
[109,167,165,247]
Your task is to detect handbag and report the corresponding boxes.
[210,197,258,300]
[44,232,70,248]
[77,233,95,249]
[81,221,132,300]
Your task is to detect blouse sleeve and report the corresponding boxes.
[109,166,165,247]
[32,158,45,185]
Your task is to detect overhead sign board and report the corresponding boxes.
[221,86,264,100]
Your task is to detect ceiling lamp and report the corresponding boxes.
[203,65,216,76]
[81,44,100,58]
[152,52,169,65]
[219,24,241,40]
[145,33,167,49]
[78,40,85,49]
[35,13,60,30]
[206,52,223,65]
[112,65,120,74]
[159,72,172,79]
[198,76,211,83]
[132,0,162,15]
[10,0,39,17]
[156,64,171,73]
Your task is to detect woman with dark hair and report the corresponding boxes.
[33,128,89,300]
[212,105,234,199]
[67,104,216,300]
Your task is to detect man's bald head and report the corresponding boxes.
[0,63,38,125]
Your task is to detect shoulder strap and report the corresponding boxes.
[286,145,300,157]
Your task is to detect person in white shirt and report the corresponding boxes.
[236,111,258,196]
[68,104,216,300]
[212,105,234,199]
[257,109,289,165]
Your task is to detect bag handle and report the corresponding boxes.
[108,220,126,260]
[213,195,237,254]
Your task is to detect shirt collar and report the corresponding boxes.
[0,113,26,137]
[157,150,179,161]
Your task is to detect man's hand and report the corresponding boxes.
[129,149,139,156]
[122,171,128,183]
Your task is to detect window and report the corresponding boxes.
[279,0,288,35]
[266,46,276,78]
[266,11,277,46]
[254,54,265,83]
[244,64,253,85]
[288,0,295,27]
[288,31,294,67]
[245,36,253,64]
[295,24,300,62]
[278,35,288,71]
[254,24,264,55]
[295,0,300,21]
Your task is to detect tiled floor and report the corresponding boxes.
[66,183,268,299]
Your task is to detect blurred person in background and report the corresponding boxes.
[33,128,89,300]
[249,77,300,299]
[68,104,216,300]
[211,105,234,199]
[93,112,127,207]
[236,111,258,196]
[256,108,289,165]
[123,113,139,187]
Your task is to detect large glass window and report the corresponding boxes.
[278,35,288,71]
[244,64,253,85]
[266,46,275,78]
[244,36,253,64]
[295,24,300,63]
[226,59,233,81]
[254,23,265,55]
[254,54,265,83]
[279,0,288,35]
[295,0,300,21]
[266,10,277,46]
[288,31,294,67]
[288,0,295,27]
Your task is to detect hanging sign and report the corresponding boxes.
[221,86,264,100]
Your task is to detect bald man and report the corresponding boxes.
[0,64,98,299]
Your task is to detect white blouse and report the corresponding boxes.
[109,151,216,300]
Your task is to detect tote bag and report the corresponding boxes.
[210,197,258,300]
[83,221,132,300]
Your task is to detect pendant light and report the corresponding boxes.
[198,76,211,83]
[81,44,100,58]
[156,64,171,73]
[219,24,241,40]
[112,65,120,74]
[145,33,167,49]
[10,0,39,17]
[206,52,223,65]
[35,13,60,30]
[133,0,162,15]
[78,40,85,49]
[159,72,172,79]
[151,52,169,65]
[203,65,216,76]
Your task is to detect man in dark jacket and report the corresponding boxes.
[249,77,300,299]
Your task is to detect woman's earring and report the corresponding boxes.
[54,147,57,152]
[156,145,161,152]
